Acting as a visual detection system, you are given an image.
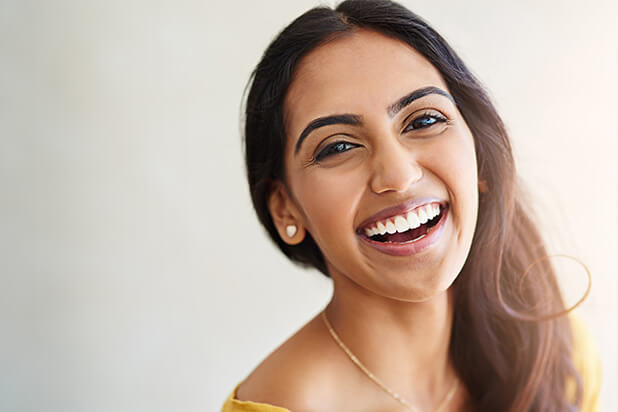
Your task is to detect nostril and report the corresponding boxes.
[369,160,423,194]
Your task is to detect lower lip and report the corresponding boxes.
[357,207,449,257]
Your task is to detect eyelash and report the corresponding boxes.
[312,111,448,163]
[314,141,359,162]
[403,111,448,132]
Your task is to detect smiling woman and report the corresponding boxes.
[221,1,600,411]
[279,32,479,304]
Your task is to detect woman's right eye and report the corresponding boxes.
[314,141,359,162]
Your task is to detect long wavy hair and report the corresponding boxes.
[243,0,582,410]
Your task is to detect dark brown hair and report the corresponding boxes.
[243,0,582,410]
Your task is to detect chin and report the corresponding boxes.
[368,269,459,303]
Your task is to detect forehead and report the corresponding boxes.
[284,29,448,134]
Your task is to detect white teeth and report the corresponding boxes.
[424,204,434,218]
[394,215,409,233]
[406,210,421,229]
[385,220,397,234]
[417,207,429,224]
[364,203,443,238]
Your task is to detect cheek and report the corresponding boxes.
[438,126,477,193]
[426,128,478,225]
[443,125,477,175]
[449,132,479,245]
[295,170,363,245]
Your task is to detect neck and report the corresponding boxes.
[324,272,456,405]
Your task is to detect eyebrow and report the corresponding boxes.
[387,86,454,117]
[294,86,454,155]
[294,114,361,155]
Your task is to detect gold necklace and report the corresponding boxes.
[321,311,459,412]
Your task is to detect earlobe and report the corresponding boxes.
[267,181,306,245]
[478,179,488,194]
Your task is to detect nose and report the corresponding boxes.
[369,139,423,194]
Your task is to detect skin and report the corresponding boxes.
[237,29,479,411]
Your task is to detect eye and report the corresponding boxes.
[403,111,448,132]
[315,141,359,162]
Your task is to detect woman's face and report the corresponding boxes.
[279,30,479,302]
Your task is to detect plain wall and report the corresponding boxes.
[0,0,616,411]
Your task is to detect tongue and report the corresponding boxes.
[383,224,428,243]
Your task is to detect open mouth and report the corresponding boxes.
[359,203,447,244]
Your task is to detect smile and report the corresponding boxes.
[357,202,449,256]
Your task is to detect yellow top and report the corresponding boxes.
[220,314,602,411]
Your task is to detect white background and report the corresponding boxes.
[1,0,616,411]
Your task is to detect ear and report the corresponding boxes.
[267,181,306,245]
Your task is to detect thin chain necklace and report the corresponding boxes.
[321,311,459,412]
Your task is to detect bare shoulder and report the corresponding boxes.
[236,313,343,410]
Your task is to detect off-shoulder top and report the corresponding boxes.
[220,314,601,411]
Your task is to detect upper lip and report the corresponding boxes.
[355,198,447,233]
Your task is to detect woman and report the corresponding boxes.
[222,0,600,410]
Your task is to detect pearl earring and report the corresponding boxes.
[286,225,297,238]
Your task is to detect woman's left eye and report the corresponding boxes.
[403,112,448,132]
